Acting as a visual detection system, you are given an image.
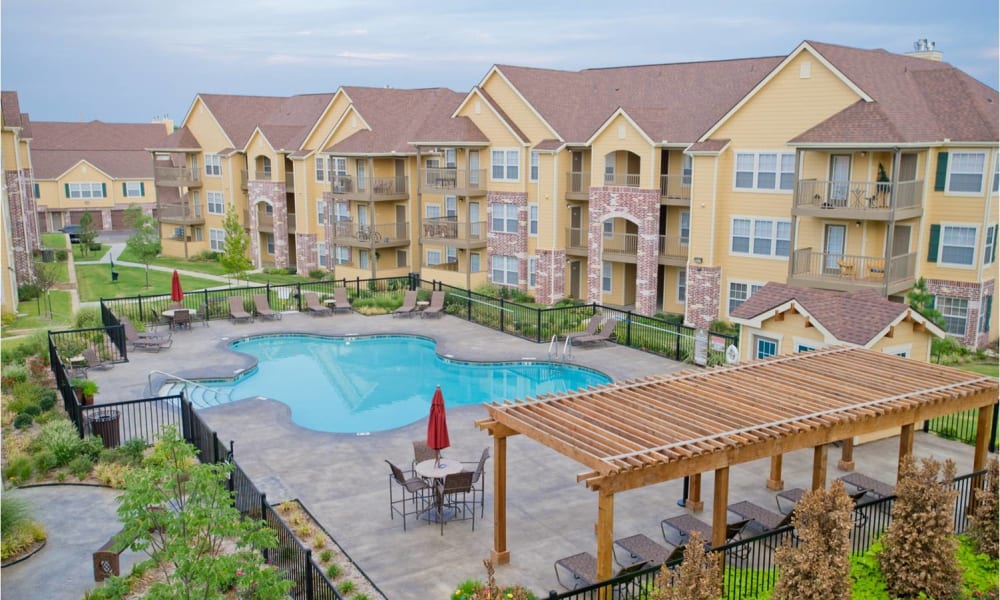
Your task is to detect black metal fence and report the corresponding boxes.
[546,469,988,600]
[924,402,999,452]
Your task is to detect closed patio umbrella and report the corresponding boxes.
[427,385,450,466]
[170,270,184,303]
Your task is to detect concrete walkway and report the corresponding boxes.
[1,485,144,600]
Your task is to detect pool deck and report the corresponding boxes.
[87,311,983,598]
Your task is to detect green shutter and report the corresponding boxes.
[33,183,39,198]
[64,183,70,198]
[139,182,145,196]
[122,182,127,196]
[927,224,941,262]
[934,152,948,191]
[101,183,107,198]
[992,225,999,263]
[984,295,993,333]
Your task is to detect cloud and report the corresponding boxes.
[336,51,409,62]
[266,54,310,65]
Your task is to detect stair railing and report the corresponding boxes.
[147,370,230,407]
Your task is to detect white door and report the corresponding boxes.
[468,202,481,238]
[468,151,480,186]
[824,224,846,270]
[829,155,851,205]
[357,205,368,227]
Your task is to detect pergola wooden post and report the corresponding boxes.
[897,423,915,479]
[687,472,704,511]
[476,347,998,588]
[767,455,784,490]
[838,438,855,471]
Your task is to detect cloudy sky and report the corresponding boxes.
[3,0,997,124]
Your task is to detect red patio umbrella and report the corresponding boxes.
[170,270,184,303]
[426,385,450,466]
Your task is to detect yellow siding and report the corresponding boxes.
[301,94,350,150]
[590,115,656,188]
[481,71,555,142]
[458,92,524,194]
[687,154,718,261]
[660,266,686,315]
[186,98,232,150]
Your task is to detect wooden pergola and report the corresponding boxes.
[476,346,997,583]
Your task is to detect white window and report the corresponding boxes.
[264,234,273,255]
[491,255,518,286]
[205,154,221,177]
[334,203,350,222]
[602,262,612,292]
[491,149,519,181]
[444,149,456,168]
[470,252,481,273]
[194,227,203,241]
[330,157,346,177]
[677,269,686,302]
[754,335,779,359]
[680,211,690,245]
[123,182,144,197]
[529,204,538,236]
[317,200,327,225]
[937,296,969,336]
[603,220,613,238]
[731,217,790,258]
[682,154,693,186]
[207,191,224,215]
[315,157,326,182]
[947,152,986,193]
[939,225,977,266]
[446,246,457,263]
[356,160,366,192]
[359,250,369,269]
[993,155,999,193]
[530,151,540,181]
[985,225,996,265]
[604,154,615,185]
[335,246,350,265]
[67,182,105,199]
[728,281,763,314]
[734,152,795,191]
[491,204,518,233]
[318,242,328,267]
[528,257,537,287]
[425,205,441,219]
[426,249,442,266]
[209,228,225,251]
[173,226,184,239]
[796,342,817,353]
[445,196,457,218]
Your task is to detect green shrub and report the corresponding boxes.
[319,549,333,563]
[37,389,57,411]
[197,249,219,261]
[12,414,33,429]
[3,456,33,482]
[309,269,327,279]
[1,310,15,325]
[20,404,41,417]
[326,563,341,579]
[337,581,355,594]
[17,283,40,301]
[100,438,147,466]
[285,266,297,275]
[55,249,69,261]
[0,496,32,532]
[2,364,29,387]
[33,450,59,472]
[36,420,86,466]
[68,455,94,480]
[9,381,43,413]
[74,307,103,328]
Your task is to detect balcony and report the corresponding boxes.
[249,171,295,192]
[602,232,639,262]
[243,210,296,233]
[331,176,409,202]
[157,203,203,225]
[788,248,917,295]
[567,171,591,201]
[330,220,410,249]
[657,235,689,266]
[603,173,641,187]
[154,166,201,188]
[420,217,486,249]
[565,227,589,257]
[793,179,924,221]
[660,174,691,206]
[420,168,487,197]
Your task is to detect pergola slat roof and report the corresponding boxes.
[483,346,997,491]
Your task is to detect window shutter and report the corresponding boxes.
[140,182,145,196]
[101,183,107,197]
[984,295,993,332]
[33,183,39,198]
[992,225,999,263]
[122,182,127,195]
[927,224,940,262]
[934,152,948,191]
[64,183,70,197]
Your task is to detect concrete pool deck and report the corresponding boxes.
[85,311,984,598]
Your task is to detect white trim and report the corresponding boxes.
[450,86,529,144]
[51,159,113,181]
[243,127,277,154]
[937,222,979,269]
[461,67,560,142]
[944,150,988,196]
[881,343,912,357]
[584,108,656,147]
[732,150,796,193]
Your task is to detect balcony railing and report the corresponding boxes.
[660,174,692,205]
[331,221,409,247]
[565,227,589,254]
[420,168,487,196]
[243,210,296,233]
[331,176,409,201]
[603,232,639,258]
[249,171,295,192]
[658,235,689,263]
[794,179,924,219]
[421,217,486,244]
[422,260,461,272]
[603,173,641,187]
[789,248,917,294]
[157,203,203,224]
[567,171,591,200]
[153,166,201,188]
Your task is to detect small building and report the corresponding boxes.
[729,283,944,363]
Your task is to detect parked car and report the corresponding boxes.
[60,224,83,243]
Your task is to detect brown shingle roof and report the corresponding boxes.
[148,126,201,151]
[688,138,730,153]
[2,91,22,128]
[791,41,999,144]
[31,121,170,179]
[199,93,337,151]
[729,283,933,345]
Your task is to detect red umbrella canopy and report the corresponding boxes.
[170,270,184,302]
[426,386,450,458]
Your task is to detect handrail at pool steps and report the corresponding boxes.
[148,369,232,408]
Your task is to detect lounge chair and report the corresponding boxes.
[614,533,682,567]
[82,348,113,372]
[838,472,895,500]
[554,552,649,590]
[120,317,172,352]
[727,501,794,535]
[253,294,282,320]
[332,288,352,313]
[228,297,253,323]
[421,291,445,318]
[303,292,332,316]
[570,316,617,346]
[660,513,750,549]
[393,290,418,317]
[564,314,604,342]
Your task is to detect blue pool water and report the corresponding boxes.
[205,334,611,433]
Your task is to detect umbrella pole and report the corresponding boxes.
[434,449,440,467]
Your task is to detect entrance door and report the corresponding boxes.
[899,154,917,181]
[569,261,581,299]
[829,155,851,205]
[892,224,911,257]
[357,205,368,227]
[570,206,583,247]
[824,224,846,270]
[395,205,406,240]
[468,202,480,238]
[468,150,479,186]
[571,152,584,193]
[394,159,405,193]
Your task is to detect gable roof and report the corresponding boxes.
[194,93,334,151]
[1,91,23,129]
[791,41,999,145]
[730,283,943,346]
[148,126,201,152]
[31,121,170,179]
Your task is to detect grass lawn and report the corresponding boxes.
[245,271,314,285]
[117,248,230,277]
[77,264,224,301]
[3,290,73,334]
[36,260,70,284]
[73,244,110,262]
[954,362,999,378]
[41,233,66,249]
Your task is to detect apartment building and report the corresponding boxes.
[1,90,39,312]
[31,120,169,233]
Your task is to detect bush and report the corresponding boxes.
[37,389,57,411]
[650,530,721,600]
[20,404,41,417]
[309,269,327,279]
[197,250,219,261]
[36,420,87,466]
[1,310,15,325]
[326,563,341,579]
[74,307,102,328]
[2,364,29,388]
[33,450,59,472]
[17,283,40,301]
[55,249,69,261]
[12,413,33,429]
[968,457,999,559]
[3,455,33,482]
[285,266,297,275]
[68,455,94,479]
[0,496,46,561]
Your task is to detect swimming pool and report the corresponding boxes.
[202,334,611,433]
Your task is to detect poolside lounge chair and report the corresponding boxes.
[569,316,617,346]
[613,533,683,567]
[660,513,750,549]
[554,552,649,590]
[393,290,418,317]
[82,348,113,372]
[253,294,282,320]
[727,501,794,535]
[332,287,352,313]
[564,314,604,342]
[304,292,332,316]
[120,317,172,352]
[228,297,253,323]
[421,291,445,318]
[838,472,895,500]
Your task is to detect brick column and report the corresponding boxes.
[6,170,34,283]
[295,233,317,275]
[925,278,989,348]
[535,248,566,304]
[685,265,721,329]
[247,204,260,269]
[248,181,286,267]
[486,191,528,291]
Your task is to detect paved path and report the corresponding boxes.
[1,485,144,600]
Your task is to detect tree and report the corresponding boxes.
[773,483,854,600]
[907,277,954,359]
[114,426,291,599]
[878,455,961,600]
[78,211,99,256]
[219,204,252,284]
[32,260,58,319]
[123,205,161,288]
[968,457,998,559]
[650,530,721,600]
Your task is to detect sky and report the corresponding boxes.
[2,0,998,125]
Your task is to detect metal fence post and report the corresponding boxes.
[212,431,220,463]
[305,548,314,599]
[499,297,505,332]
[466,288,472,321]
[260,493,269,562]
[625,310,633,347]
[536,309,542,343]
[181,396,191,443]
[990,403,998,453]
